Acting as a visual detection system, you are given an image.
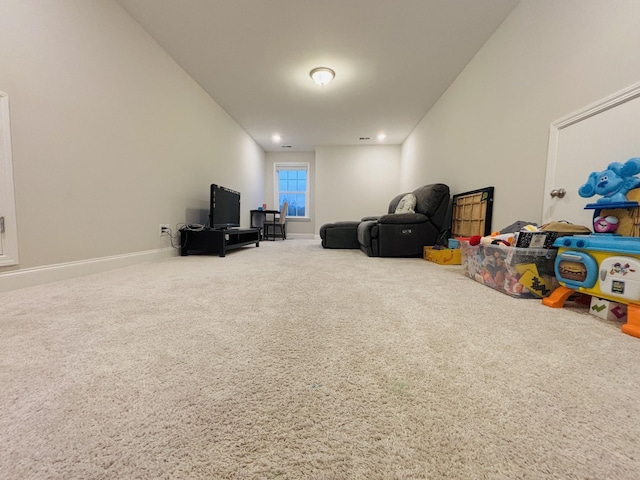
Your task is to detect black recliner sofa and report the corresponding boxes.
[320,183,450,257]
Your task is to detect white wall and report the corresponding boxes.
[0,0,264,280]
[264,151,316,237]
[316,145,401,231]
[401,0,640,231]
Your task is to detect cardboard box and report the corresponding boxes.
[460,242,559,298]
[423,246,461,265]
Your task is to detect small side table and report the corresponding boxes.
[250,209,280,241]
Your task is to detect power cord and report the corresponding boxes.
[159,226,179,249]
[177,223,207,231]
[168,223,208,250]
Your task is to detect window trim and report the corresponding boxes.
[273,162,310,219]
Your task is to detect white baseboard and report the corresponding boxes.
[288,233,316,240]
[0,247,177,293]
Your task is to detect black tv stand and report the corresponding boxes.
[180,227,260,257]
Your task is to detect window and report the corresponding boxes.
[274,163,309,218]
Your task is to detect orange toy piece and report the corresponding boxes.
[545,286,640,338]
[622,304,640,338]
[542,285,575,308]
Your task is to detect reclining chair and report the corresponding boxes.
[357,183,450,257]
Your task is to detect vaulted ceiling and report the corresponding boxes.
[116,0,520,151]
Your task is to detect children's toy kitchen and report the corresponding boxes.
[542,157,640,339]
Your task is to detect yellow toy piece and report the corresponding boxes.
[519,269,555,298]
[515,263,537,276]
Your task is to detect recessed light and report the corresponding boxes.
[272,134,282,143]
[377,133,387,141]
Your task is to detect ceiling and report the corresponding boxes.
[115,0,520,152]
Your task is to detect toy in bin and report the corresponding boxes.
[461,241,558,298]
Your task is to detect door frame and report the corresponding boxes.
[0,91,19,266]
[543,82,640,223]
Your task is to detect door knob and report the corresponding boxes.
[549,188,566,198]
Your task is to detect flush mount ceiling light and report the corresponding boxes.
[309,67,335,86]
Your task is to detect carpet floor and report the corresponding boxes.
[1,239,640,479]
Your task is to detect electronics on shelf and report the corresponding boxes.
[209,184,241,230]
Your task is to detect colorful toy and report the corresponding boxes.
[590,296,627,322]
[593,215,619,233]
[543,235,640,338]
[516,263,556,298]
[469,224,539,248]
[470,233,515,247]
[578,157,640,205]
[544,158,640,338]
[503,271,524,295]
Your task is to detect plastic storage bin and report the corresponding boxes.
[460,241,559,298]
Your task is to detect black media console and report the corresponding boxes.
[179,227,260,257]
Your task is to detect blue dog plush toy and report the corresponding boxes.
[579,157,640,204]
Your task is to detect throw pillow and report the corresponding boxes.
[395,193,417,214]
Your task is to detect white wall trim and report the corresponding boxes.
[288,233,316,240]
[552,81,640,130]
[0,247,176,292]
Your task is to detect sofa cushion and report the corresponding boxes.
[413,183,450,217]
[394,193,417,214]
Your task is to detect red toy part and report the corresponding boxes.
[469,235,482,246]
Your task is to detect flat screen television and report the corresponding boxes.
[209,184,241,229]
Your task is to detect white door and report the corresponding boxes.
[543,83,640,228]
[0,91,19,266]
